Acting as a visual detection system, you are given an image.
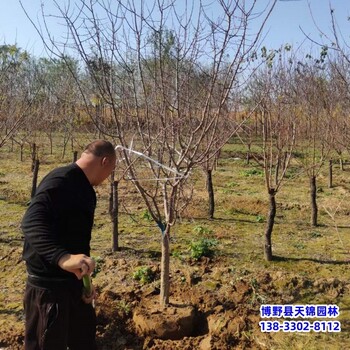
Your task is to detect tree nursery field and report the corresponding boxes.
[1,139,350,349]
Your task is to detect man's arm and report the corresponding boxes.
[22,191,69,266]
[22,189,94,278]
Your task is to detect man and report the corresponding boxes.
[22,140,116,350]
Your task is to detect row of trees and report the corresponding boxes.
[245,45,349,260]
[2,0,350,305]
[0,45,83,155]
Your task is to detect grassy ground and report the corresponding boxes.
[1,136,350,349]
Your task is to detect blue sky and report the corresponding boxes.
[0,1,349,57]
[263,0,349,49]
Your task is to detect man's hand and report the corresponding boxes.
[58,254,95,279]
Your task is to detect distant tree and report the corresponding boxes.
[32,57,81,157]
[304,7,350,171]
[0,45,36,149]
[327,56,350,166]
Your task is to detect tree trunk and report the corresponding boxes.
[160,224,170,306]
[275,155,280,186]
[31,159,40,199]
[73,151,78,163]
[340,158,344,171]
[264,189,276,261]
[62,134,70,159]
[31,143,37,172]
[310,175,318,227]
[206,169,215,219]
[20,144,24,162]
[49,134,53,155]
[246,146,251,164]
[111,180,119,252]
[328,159,333,188]
[282,151,288,169]
[109,171,115,214]
[213,151,220,171]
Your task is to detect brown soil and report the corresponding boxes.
[93,252,269,350]
[1,246,349,349]
[0,247,264,349]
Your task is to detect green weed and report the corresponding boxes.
[193,225,214,236]
[141,209,152,222]
[256,215,264,223]
[310,231,322,238]
[132,266,155,284]
[171,250,182,260]
[293,242,306,250]
[190,238,218,260]
[117,300,131,316]
[91,256,104,277]
[240,168,263,177]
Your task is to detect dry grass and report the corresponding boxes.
[1,136,350,348]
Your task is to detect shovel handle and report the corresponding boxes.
[82,275,92,296]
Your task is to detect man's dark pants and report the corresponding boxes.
[24,277,97,350]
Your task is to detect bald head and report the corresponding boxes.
[76,140,116,186]
[83,140,115,158]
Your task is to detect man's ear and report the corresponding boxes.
[101,156,108,166]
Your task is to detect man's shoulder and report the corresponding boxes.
[48,163,79,177]
[38,163,79,191]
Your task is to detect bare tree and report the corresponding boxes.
[22,0,276,305]
[244,46,297,261]
[293,57,333,227]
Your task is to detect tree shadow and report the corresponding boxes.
[0,237,23,244]
[272,255,350,265]
[184,216,258,224]
[214,216,259,224]
[0,308,24,318]
[116,246,161,258]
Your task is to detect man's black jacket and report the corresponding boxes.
[22,163,96,280]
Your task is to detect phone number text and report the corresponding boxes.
[259,321,341,332]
